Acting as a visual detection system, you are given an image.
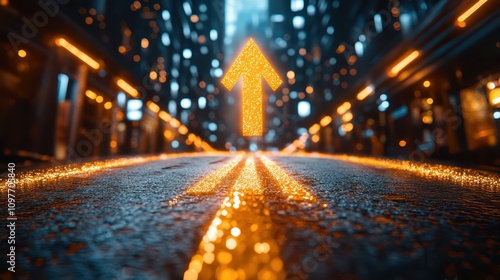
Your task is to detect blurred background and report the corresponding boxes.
[0,0,499,166]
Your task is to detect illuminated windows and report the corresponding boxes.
[297,101,310,117]
[292,16,305,29]
[291,0,304,12]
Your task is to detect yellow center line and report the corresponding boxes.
[186,155,244,195]
[184,157,284,280]
[260,155,316,202]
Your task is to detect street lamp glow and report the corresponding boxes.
[169,118,181,128]
[457,0,488,27]
[147,101,160,113]
[337,101,351,115]
[85,90,97,99]
[389,50,420,77]
[55,38,100,70]
[159,111,172,122]
[104,102,112,110]
[342,123,354,132]
[178,125,188,135]
[308,123,320,135]
[17,49,27,58]
[489,88,500,106]
[357,85,374,101]
[342,112,353,122]
[492,97,500,106]
[141,38,149,48]
[320,116,332,127]
[116,79,139,98]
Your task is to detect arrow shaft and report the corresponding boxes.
[242,77,263,136]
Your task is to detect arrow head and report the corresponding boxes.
[221,38,283,91]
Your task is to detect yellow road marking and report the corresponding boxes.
[260,155,316,202]
[285,153,500,191]
[184,157,284,280]
[4,152,237,189]
[186,155,244,195]
[4,155,167,188]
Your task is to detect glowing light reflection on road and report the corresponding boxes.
[184,157,284,280]
[1,152,236,189]
[282,153,500,191]
[260,155,316,202]
[186,155,244,195]
[2,155,166,188]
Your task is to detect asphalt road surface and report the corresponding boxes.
[0,153,499,280]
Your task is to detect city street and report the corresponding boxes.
[1,1,500,279]
[1,153,499,279]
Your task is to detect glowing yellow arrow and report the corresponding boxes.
[222,38,283,137]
